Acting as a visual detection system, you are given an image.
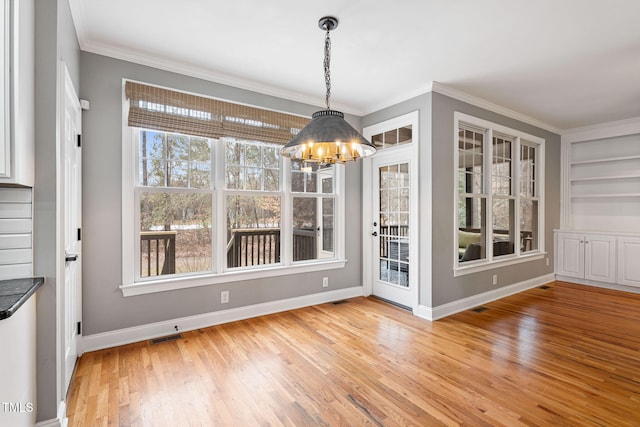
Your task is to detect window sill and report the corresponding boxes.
[453,252,546,277]
[120,259,348,297]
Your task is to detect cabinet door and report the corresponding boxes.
[618,237,640,287]
[584,234,616,283]
[556,233,584,278]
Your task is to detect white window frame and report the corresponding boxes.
[121,96,346,297]
[453,112,545,276]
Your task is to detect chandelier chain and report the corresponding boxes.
[324,27,331,109]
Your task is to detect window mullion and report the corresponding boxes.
[485,129,493,261]
[514,137,521,257]
[281,158,292,266]
[215,140,226,273]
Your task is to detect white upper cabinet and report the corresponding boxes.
[0,0,34,187]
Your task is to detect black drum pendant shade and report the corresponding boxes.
[280,17,376,164]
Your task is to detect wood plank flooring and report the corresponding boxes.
[66,282,640,426]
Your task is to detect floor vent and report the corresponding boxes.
[471,306,488,313]
[332,300,349,305]
[539,285,551,290]
[150,333,183,345]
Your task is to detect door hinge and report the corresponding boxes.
[77,134,82,147]
[77,321,81,335]
[77,228,81,241]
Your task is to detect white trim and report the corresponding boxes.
[453,252,546,277]
[454,112,545,273]
[362,111,420,311]
[416,273,555,321]
[556,275,640,295]
[83,286,363,353]
[120,259,347,296]
[561,116,640,143]
[77,40,358,115]
[432,82,561,134]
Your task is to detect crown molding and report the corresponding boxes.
[78,39,363,116]
[430,82,562,134]
[561,116,640,143]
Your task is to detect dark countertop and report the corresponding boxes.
[0,277,45,320]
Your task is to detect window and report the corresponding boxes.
[122,81,346,295]
[455,113,545,274]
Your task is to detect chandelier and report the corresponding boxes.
[280,16,377,164]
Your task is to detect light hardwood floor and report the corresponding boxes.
[67,282,640,426]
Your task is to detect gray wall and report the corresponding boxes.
[363,91,560,309]
[80,52,363,336]
[34,0,80,422]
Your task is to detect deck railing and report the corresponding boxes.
[141,227,321,274]
[226,228,281,268]
[140,231,176,277]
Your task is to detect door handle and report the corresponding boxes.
[65,254,79,262]
[371,231,378,236]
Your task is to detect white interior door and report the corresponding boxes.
[363,112,420,312]
[62,65,82,394]
[370,151,414,308]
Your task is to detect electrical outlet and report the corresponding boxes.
[546,257,550,267]
[322,277,329,287]
[492,274,498,285]
[221,290,229,304]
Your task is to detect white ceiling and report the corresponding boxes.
[68,0,640,132]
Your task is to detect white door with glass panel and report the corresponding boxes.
[363,113,418,310]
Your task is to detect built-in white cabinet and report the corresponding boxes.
[0,0,34,187]
[556,232,616,284]
[618,236,640,288]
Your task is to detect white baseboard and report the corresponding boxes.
[35,401,66,427]
[416,273,555,321]
[82,287,363,353]
[556,275,640,294]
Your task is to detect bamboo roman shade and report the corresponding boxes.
[125,81,310,145]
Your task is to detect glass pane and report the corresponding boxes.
[140,192,212,277]
[322,198,334,253]
[263,146,278,168]
[167,134,190,160]
[245,167,261,190]
[245,144,261,167]
[321,177,333,194]
[372,133,383,149]
[458,126,484,195]
[225,140,243,165]
[226,195,281,268]
[520,199,538,252]
[291,171,305,193]
[492,136,512,196]
[384,129,398,146]
[190,137,211,162]
[140,130,165,159]
[226,166,242,190]
[167,161,188,187]
[292,197,317,262]
[191,162,211,189]
[378,162,410,287]
[520,144,536,197]
[139,158,165,187]
[398,125,412,145]
[264,169,279,192]
[458,196,486,262]
[492,198,515,256]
